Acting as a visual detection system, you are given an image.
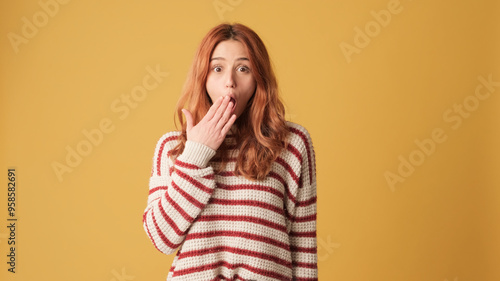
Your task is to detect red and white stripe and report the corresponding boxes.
[143,122,318,281]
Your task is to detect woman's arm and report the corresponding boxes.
[142,134,217,255]
[142,94,236,255]
[288,125,318,280]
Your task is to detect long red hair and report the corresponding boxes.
[171,23,289,181]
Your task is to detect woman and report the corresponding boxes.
[142,23,318,281]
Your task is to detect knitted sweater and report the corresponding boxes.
[142,121,318,281]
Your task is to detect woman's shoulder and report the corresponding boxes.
[285,121,314,145]
[153,130,182,152]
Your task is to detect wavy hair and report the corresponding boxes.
[170,23,289,181]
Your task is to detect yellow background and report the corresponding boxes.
[1,0,499,280]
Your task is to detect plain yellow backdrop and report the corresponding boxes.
[1,0,499,280]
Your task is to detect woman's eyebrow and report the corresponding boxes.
[210,57,249,61]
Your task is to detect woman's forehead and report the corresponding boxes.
[211,40,249,58]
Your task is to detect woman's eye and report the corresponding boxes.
[237,66,249,72]
[213,66,222,72]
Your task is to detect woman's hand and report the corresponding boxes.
[182,95,237,151]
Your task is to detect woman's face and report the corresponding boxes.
[206,40,256,118]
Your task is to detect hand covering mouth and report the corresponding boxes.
[227,94,236,108]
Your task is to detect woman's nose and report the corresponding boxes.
[225,71,235,88]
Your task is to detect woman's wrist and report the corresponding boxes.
[177,140,216,167]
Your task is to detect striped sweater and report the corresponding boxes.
[142,121,318,281]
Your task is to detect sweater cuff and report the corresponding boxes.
[177,140,216,167]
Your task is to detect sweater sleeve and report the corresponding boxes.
[288,126,318,280]
[142,133,217,255]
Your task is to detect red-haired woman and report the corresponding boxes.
[142,23,318,281]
